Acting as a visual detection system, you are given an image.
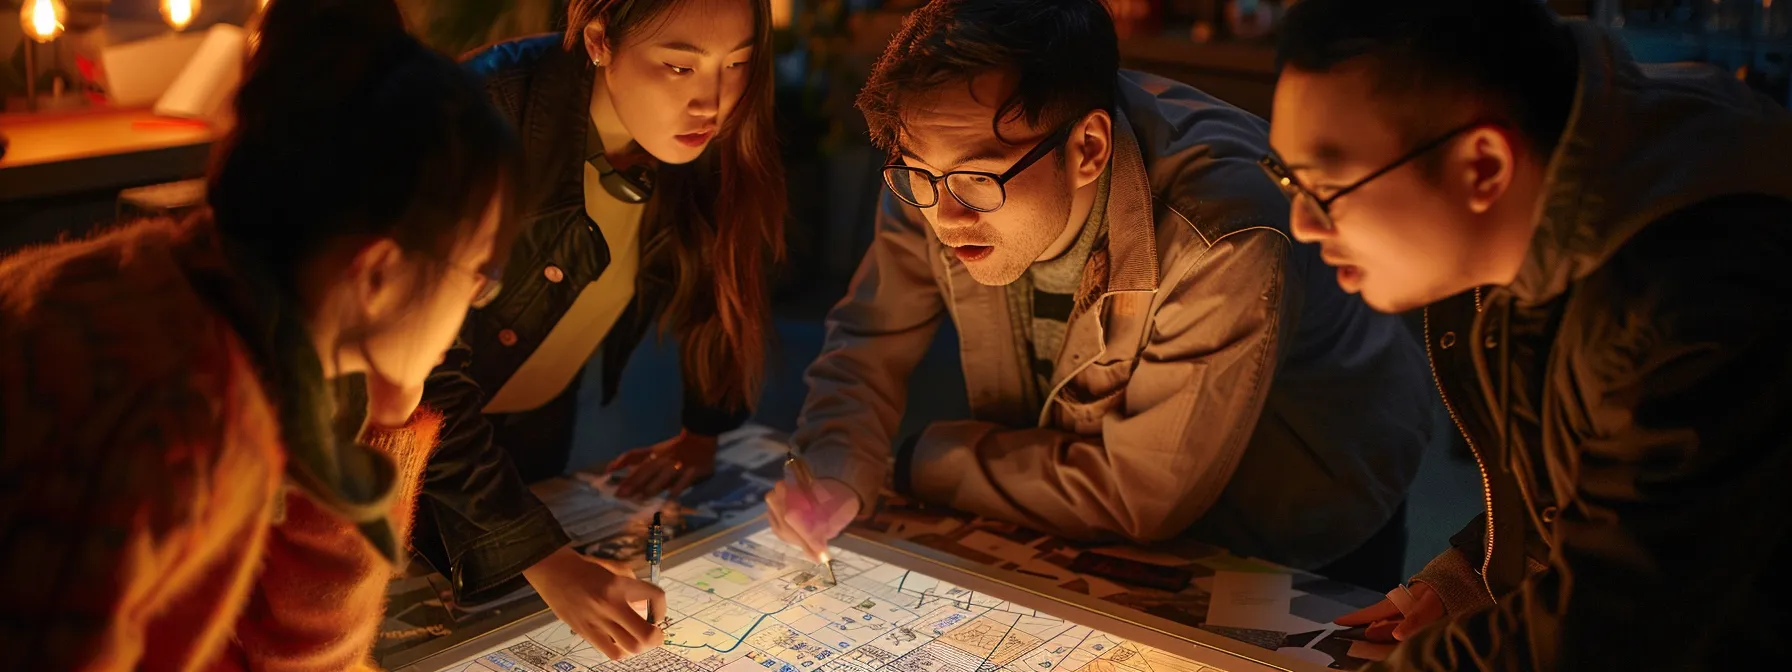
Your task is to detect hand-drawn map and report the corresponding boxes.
[434,528,1235,672]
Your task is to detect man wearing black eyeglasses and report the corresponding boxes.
[765,0,1439,590]
[1268,0,1792,669]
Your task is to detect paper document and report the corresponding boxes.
[155,24,246,120]
[102,31,209,106]
[1204,571,1294,632]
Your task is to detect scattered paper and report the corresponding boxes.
[1015,559,1078,584]
[1204,571,1294,632]
[1297,622,1347,649]
[886,517,962,539]
[1347,639,1395,661]
[1276,646,1338,666]
[1081,574,1132,599]
[1085,545,1197,567]
[102,31,210,106]
[715,428,788,469]
[959,530,1044,566]
[1273,612,1328,636]
[155,24,246,121]
[1198,555,1283,574]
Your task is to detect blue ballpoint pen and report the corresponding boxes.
[647,512,664,625]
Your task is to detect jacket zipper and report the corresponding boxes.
[1423,306,1498,597]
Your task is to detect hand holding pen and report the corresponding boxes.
[764,452,859,576]
[521,545,666,661]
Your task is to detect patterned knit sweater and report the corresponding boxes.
[0,217,440,671]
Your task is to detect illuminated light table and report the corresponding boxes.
[391,520,1337,672]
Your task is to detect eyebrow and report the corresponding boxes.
[898,144,1012,171]
[654,38,756,56]
[1282,142,1347,173]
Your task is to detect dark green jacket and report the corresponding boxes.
[1388,21,1792,671]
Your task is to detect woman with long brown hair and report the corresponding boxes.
[410,0,786,658]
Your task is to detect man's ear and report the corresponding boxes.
[1069,110,1113,190]
[583,21,611,65]
[1459,125,1516,215]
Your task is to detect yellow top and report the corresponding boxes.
[482,77,645,414]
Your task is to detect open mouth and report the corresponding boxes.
[674,129,715,148]
[953,245,994,262]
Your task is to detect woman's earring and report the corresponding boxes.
[593,57,602,67]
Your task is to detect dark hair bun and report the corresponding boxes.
[256,0,406,52]
[206,0,523,287]
[240,0,416,123]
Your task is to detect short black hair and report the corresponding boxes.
[856,0,1119,152]
[1277,0,1578,155]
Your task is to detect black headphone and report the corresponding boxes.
[586,117,654,203]
[587,149,654,203]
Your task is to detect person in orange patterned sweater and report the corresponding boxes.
[0,0,530,669]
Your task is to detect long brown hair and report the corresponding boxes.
[565,0,785,412]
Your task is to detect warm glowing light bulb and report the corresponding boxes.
[770,0,792,29]
[160,0,199,31]
[19,0,67,43]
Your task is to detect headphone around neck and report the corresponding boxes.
[586,117,654,203]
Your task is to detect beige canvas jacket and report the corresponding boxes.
[794,71,1435,569]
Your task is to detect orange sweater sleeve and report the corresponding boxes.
[0,325,283,672]
[225,408,445,672]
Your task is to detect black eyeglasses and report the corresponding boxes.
[1260,121,1491,230]
[882,120,1078,213]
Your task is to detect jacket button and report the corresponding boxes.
[544,265,565,283]
[498,329,518,346]
[1439,332,1457,349]
[1541,506,1558,523]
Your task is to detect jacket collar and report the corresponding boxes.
[1511,21,1792,306]
[1097,104,1161,294]
[520,38,596,216]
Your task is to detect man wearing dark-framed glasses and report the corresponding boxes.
[1269,0,1792,669]
[766,0,1438,592]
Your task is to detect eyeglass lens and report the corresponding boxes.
[884,168,1007,212]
